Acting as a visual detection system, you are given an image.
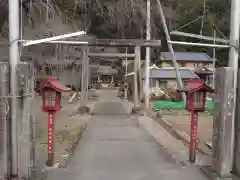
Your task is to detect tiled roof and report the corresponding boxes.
[160,52,213,62]
[142,67,199,79]
[193,68,213,75]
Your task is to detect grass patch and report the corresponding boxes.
[57,124,88,168]
[36,129,45,139]
[56,126,82,145]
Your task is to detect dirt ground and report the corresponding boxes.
[34,92,92,169]
[159,110,213,145]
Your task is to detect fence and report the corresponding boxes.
[0,62,10,179]
[0,62,35,179]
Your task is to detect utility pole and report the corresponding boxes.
[200,0,206,35]
[145,0,151,108]
[156,0,186,103]
[85,51,90,100]
[228,0,240,172]
[9,0,20,179]
[125,47,128,75]
[46,0,49,22]
[212,29,216,89]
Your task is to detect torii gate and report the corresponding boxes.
[22,32,161,110]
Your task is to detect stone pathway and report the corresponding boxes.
[46,90,209,180]
[47,116,208,180]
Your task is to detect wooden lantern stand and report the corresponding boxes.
[177,79,214,163]
[40,78,71,166]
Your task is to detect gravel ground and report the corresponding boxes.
[160,111,213,144]
[34,92,93,178]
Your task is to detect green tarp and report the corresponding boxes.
[154,100,214,115]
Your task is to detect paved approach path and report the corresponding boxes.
[47,90,208,180]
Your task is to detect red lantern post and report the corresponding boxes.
[47,111,55,165]
[40,78,70,166]
[177,79,213,163]
[190,110,198,162]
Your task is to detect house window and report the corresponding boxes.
[193,63,202,68]
[45,66,52,76]
[205,63,213,68]
[159,80,167,86]
[159,80,167,85]
[206,75,213,87]
[180,63,186,67]
[149,79,156,87]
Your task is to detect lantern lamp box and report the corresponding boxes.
[177,79,214,112]
[41,78,71,112]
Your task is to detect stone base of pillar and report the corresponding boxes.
[132,106,141,114]
[124,89,128,99]
[200,165,231,180]
[77,106,90,114]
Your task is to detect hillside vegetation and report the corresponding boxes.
[0,0,231,66]
[55,0,230,66]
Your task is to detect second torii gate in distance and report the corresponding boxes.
[23,36,162,110]
[75,38,161,111]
